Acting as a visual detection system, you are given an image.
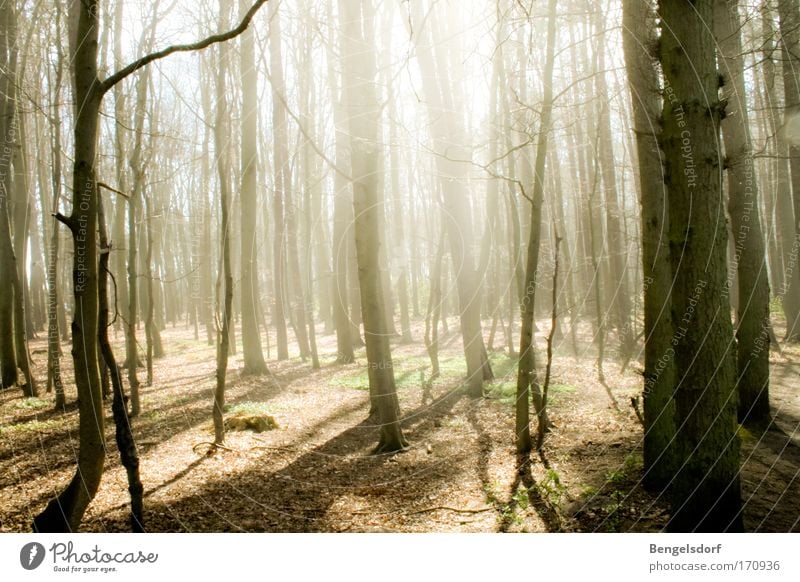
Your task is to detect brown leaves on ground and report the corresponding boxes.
[0,320,797,532]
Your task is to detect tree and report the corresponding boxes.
[515,0,558,454]
[779,0,800,341]
[659,0,743,532]
[212,12,234,446]
[340,0,407,452]
[45,1,66,408]
[714,0,771,426]
[621,0,676,489]
[0,1,19,391]
[325,3,355,364]
[592,6,635,359]
[33,0,270,533]
[269,0,291,361]
[239,0,268,375]
[406,0,493,398]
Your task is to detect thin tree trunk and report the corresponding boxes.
[98,196,144,532]
[515,0,557,454]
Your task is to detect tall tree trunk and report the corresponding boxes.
[45,8,65,407]
[659,0,743,532]
[34,0,105,532]
[778,0,800,340]
[715,0,771,426]
[340,0,407,452]
[593,8,635,358]
[326,3,355,363]
[213,9,234,447]
[406,1,492,398]
[269,0,290,361]
[239,0,268,374]
[622,0,676,489]
[515,0,557,454]
[0,3,18,390]
[761,4,797,322]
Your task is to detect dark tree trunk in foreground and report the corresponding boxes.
[659,0,743,532]
[33,0,270,532]
[34,0,106,532]
[714,0,771,426]
[98,198,144,532]
[621,0,676,489]
[0,5,18,390]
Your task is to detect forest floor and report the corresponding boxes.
[1,318,799,532]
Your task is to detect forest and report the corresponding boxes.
[0,0,798,534]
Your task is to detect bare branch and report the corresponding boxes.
[98,181,130,199]
[100,0,270,94]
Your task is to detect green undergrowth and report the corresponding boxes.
[487,380,576,406]
[330,354,466,391]
[0,417,67,436]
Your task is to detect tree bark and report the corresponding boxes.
[659,0,743,532]
[34,0,105,532]
[239,0,268,375]
[340,0,407,452]
[515,0,557,454]
[621,0,676,489]
[269,0,290,361]
[714,0,771,426]
[778,0,800,340]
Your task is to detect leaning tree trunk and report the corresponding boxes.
[659,0,743,532]
[98,197,144,532]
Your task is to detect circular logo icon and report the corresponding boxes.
[20,542,46,570]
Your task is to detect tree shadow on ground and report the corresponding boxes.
[87,384,469,532]
[466,402,561,532]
